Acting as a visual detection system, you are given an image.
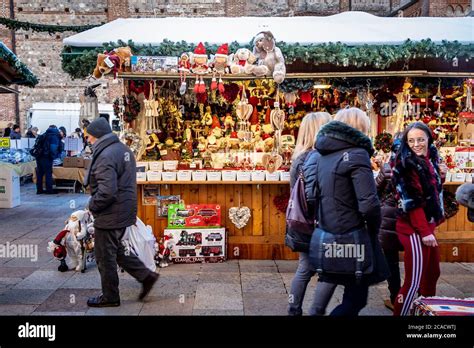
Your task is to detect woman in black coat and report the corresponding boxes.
[310,107,389,316]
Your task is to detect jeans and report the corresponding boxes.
[288,252,337,316]
[36,157,53,192]
[329,281,369,316]
[94,227,153,302]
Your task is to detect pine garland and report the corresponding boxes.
[61,39,474,79]
[0,17,102,34]
[0,43,38,86]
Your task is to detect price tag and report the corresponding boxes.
[160,150,168,156]
[0,137,10,148]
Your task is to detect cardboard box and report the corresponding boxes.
[168,203,222,228]
[236,171,251,181]
[164,228,226,263]
[266,171,280,181]
[163,161,179,171]
[147,171,162,181]
[192,171,207,181]
[207,171,222,181]
[222,171,236,181]
[0,168,20,208]
[451,173,466,182]
[63,157,84,168]
[280,171,291,182]
[148,161,163,171]
[161,172,177,181]
[251,171,265,181]
[83,158,92,170]
[177,170,192,181]
[136,172,147,182]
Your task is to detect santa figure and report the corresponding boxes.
[190,42,210,94]
[156,235,172,268]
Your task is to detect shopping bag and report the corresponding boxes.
[121,217,157,272]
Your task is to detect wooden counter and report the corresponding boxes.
[137,181,473,261]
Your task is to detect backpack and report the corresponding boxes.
[29,134,46,158]
[285,152,316,252]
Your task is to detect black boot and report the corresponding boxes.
[139,272,159,300]
[87,294,120,308]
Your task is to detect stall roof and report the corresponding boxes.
[63,11,474,48]
[0,42,38,87]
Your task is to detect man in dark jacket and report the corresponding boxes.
[10,125,21,139]
[84,117,158,307]
[35,125,62,194]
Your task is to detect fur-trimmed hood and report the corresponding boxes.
[315,121,374,156]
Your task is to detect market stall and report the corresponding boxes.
[63,13,474,261]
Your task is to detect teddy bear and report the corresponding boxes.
[93,46,132,79]
[252,31,286,84]
[47,210,91,272]
[229,48,260,75]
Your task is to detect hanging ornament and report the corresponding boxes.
[432,80,444,118]
[228,206,251,229]
[262,153,283,173]
[459,80,474,124]
[270,88,286,154]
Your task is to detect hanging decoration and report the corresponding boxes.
[0,42,38,86]
[443,190,459,219]
[0,17,101,34]
[273,192,290,214]
[374,132,393,153]
[228,206,251,229]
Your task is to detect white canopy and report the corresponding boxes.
[63,12,474,48]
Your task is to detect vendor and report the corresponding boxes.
[10,125,21,139]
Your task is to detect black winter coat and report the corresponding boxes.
[313,121,388,285]
[85,133,137,229]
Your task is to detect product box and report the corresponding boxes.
[192,171,207,181]
[280,171,291,182]
[265,171,280,181]
[168,203,221,228]
[454,147,474,169]
[251,171,265,181]
[136,172,147,182]
[83,158,92,170]
[148,161,163,171]
[164,227,226,263]
[136,161,149,171]
[131,56,178,73]
[161,172,177,181]
[147,171,162,182]
[177,170,192,182]
[222,170,236,181]
[207,171,222,181]
[451,173,466,182]
[0,168,20,208]
[236,171,251,181]
[412,296,474,316]
[63,157,84,168]
[163,160,179,171]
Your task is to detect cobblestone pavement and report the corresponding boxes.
[0,184,472,316]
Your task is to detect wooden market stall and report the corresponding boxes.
[63,13,474,261]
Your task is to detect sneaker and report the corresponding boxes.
[87,294,120,308]
[36,190,44,195]
[384,299,394,311]
[139,272,159,301]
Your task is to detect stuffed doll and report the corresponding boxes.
[93,46,132,79]
[156,235,172,268]
[229,48,260,75]
[190,42,210,94]
[178,52,191,95]
[252,31,286,84]
[210,43,230,93]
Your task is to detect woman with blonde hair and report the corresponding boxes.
[308,107,389,315]
[287,111,332,315]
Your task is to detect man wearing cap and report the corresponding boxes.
[84,117,158,307]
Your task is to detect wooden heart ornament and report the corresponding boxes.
[236,99,253,121]
[270,108,285,130]
[262,153,283,173]
[228,206,251,229]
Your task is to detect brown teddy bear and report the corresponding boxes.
[93,46,132,79]
[252,31,286,84]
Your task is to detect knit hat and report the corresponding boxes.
[86,117,112,138]
[193,42,207,58]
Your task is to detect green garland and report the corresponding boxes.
[61,39,474,79]
[0,17,102,34]
[0,43,38,86]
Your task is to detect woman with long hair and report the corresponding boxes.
[287,112,332,316]
[391,122,445,316]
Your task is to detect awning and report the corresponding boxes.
[0,41,38,87]
[63,11,474,48]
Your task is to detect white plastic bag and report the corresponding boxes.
[121,218,157,272]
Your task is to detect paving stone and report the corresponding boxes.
[0,304,38,315]
[440,262,473,275]
[243,293,288,315]
[86,300,144,316]
[60,270,102,289]
[14,270,74,290]
[439,274,474,297]
[158,263,202,274]
[194,283,243,310]
[0,289,55,305]
[0,267,39,278]
[274,260,299,273]
[148,273,199,296]
[200,261,239,273]
[241,273,286,294]
[0,277,23,288]
[460,263,474,273]
[140,295,194,315]
[435,280,466,298]
[34,288,98,312]
[239,264,278,273]
[280,272,318,294]
[31,311,85,316]
[198,272,241,284]
[192,309,244,315]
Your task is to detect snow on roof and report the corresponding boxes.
[63,12,474,47]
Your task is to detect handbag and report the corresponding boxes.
[307,154,373,279]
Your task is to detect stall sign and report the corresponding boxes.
[0,138,10,149]
[131,56,178,73]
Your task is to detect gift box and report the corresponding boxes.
[168,203,222,228]
[192,171,207,181]
[412,296,474,316]
[207,171,222,181]
[164,227,226,263]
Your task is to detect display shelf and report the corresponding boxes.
[137,180,288,185]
